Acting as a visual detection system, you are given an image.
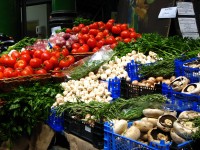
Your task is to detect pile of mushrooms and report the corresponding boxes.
[111,109,200,146]
[170,76,200,95]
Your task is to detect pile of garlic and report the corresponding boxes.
[97,50,158,81]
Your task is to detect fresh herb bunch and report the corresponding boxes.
[73,17,93,26]
[55,28,66,33]
[133,33,200,78]
[6,37,37,53]
[0,82,62,141]
[192,117,200,140]
[56,94,167,122]
[113,41,136,58]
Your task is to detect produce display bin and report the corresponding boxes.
[175,57,200,83]
[64,115,104,149]
[126,60,152,81]
[108,77,121,99]
[120,78,162,99]
[162,84,200,112]
[47,109,64,132]
[104,122,193,150]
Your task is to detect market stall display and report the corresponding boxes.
[0,18,200,150]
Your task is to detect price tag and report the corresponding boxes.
[85,125,91,133]
[177,2,195,16]
[178,18,198,33]
[158,7,177,18]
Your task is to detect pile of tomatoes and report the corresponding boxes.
[65,19,141,53]
[0,48,75,79]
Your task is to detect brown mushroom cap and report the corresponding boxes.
[178,111,200,120]
[182,83,200,94]
[157,114,177,132]
[170,76,190,92]
[170,128,186,144]
[173,119,198,140]
[147,127,171,144]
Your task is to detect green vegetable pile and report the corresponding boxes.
[0,82,62,142]
[73,17,93,26]
[192,117,200,140]
[6,37,37,53]
[56,94,167,122]
[113,33,200,78]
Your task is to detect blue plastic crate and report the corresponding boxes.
[162,84,200,112]
[126,60,153,81]
[175,57,200,83]
[47,108,64,132]
[104,122,193,150]
[108,77,121,99]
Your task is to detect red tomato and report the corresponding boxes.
[43,60,54,71]
[120,24,128,31]
[110,43,118,49]
[59,56,75,69]
[78,23,85,28]
[72,43,81,49]
[129,28,135,32]
[24,66,34,74]
[8,56,16,67]
[53,45,61,51]
[14,60,27,69]
[97,21,105,28]
[77,33,83,39]
[96,39,105,48]
[88,29,99,36]
[52,51,61,59]
[29,49,36,56]
[0,66,5,72]
[72,26,81,33]
[106,36,116,44]
[130,32,137,39]
[78,39,85,45]
[105,21,113,31]
[81,26,89,34]
[61,48,69,57]
[3,67,14,78]
[87,38,97,48]
[20,54,31,63]
[111,26,121,34]
[95,33,103,41]
[71,48,78,53]
[77,45,89,53]
[41,50,52,61]
[35,68,47,74]
[89,22,98,29]
[33,50,43,58]
[49,56,59,67]
[82,34,90,42]
[103,29,109,36]
[92,47,99,52]
[115,36,123,41]
[67,55,75,64]
[0,71,3,79]
[123,38,131,43]
[53,67,61,72]
[11,51,21,59]
[65,28,72,33]
[120,30,130,39]
[107,19,115,23]
[29,58,42,68]
[21,50,30,55]
[21,69,33,76]
[59,59,70,69]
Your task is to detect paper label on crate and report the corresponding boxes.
[177,2,195,15]
[85,125,91,133]
[158,7,177,18]
[178,18,198,33]
[182,32,199,39]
